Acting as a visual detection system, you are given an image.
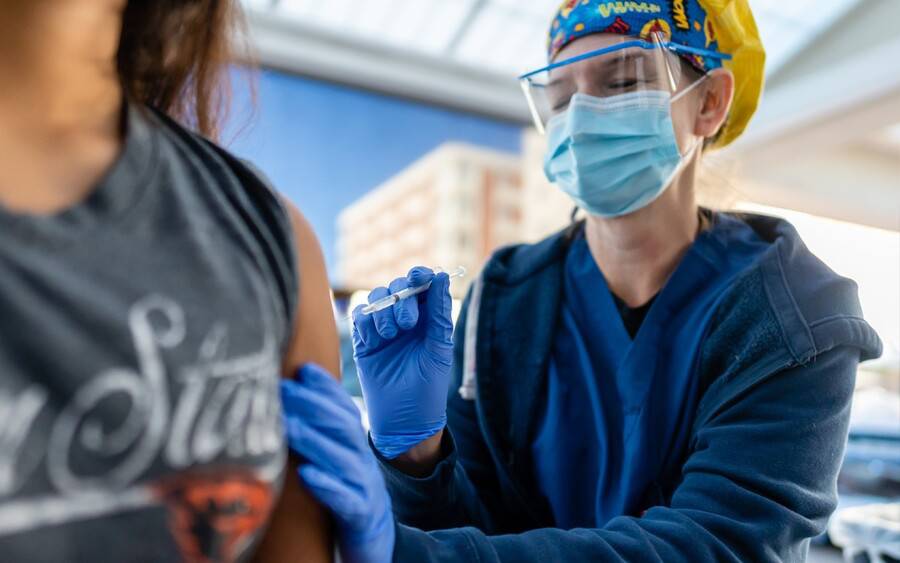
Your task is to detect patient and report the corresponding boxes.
[0,1,335,561]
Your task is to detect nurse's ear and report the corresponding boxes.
[694,68,735,140]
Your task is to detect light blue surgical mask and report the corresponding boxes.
[543,81,704,218]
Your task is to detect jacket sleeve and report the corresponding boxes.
[375,288,513,534]
[391,346,860,562]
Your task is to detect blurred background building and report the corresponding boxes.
[335,136,575,293]
[337,144,522,298]
[224,1,900,559]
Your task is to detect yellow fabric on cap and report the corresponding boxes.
[697,0,766,148]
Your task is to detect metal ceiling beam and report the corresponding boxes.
[726,35,900,230]
[762,0,865,80]
[730,36,900,155]
[242,8,532,124]
[444,0,489,56]
[735,148,900,231]
[733,0,900,154]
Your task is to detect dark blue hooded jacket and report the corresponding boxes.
[376,213,882,562]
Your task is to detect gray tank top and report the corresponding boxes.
[0,106,298,562]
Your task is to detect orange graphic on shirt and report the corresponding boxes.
[154,470,275,563]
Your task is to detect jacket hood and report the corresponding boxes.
[483,211,882,361]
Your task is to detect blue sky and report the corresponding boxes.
[223,69,523,282]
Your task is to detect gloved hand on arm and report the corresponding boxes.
[280,364,395,563]
[352,267,455,460]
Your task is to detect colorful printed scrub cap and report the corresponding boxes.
[547,0,766,148]
[549,0,722,71]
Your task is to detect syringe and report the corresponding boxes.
[360,267,467,316]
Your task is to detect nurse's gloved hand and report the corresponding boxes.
[352,267,454,460]
[280,364,394,563]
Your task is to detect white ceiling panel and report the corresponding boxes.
[255,0,862,78]
[750,0,860,71]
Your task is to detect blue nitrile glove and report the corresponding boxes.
[280,364,395,563]
[352,267,454,459]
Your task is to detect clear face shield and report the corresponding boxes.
[520,34,689,135]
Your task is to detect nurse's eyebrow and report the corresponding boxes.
[547,51,653,89]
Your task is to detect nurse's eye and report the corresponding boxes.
[608,78,639,91]
[547,86,574,113]
[551,99,570,113]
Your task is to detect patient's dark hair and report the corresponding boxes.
[117,0,244,139]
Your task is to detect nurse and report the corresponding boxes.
[281,1,883,561]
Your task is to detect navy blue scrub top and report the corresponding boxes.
[530,214,771,529]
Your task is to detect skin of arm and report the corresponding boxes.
[251,200,341,563]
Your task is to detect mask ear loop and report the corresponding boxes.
[670,73,710,158]
[671,72,708,104]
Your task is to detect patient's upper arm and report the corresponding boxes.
[252,199,339,563]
